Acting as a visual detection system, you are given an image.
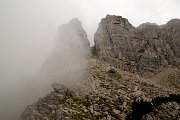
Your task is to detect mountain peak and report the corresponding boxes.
[94,15,180,76]
[69,18,82,25]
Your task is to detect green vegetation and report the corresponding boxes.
[53,94,126,120]
[108,72,122,80]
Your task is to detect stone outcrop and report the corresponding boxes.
[57,18,90,55]
[42,18,90,73]
[39,18,90,89]
[94,15,180,76]
[52,83,71,96]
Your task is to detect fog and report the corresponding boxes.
[0,0,180,119]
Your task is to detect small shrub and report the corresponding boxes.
[108,73,122,80]
[127,100,153,120]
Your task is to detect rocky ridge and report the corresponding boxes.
[94,15,180,76]
[41,18,90,74]
[21,16,180,120]
[38,18,90,90]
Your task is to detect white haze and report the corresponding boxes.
[0,0,180,119]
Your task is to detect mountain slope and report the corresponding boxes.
[21,58,180,120]
[21,15,180,120]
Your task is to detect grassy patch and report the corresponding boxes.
[108,72,122,80]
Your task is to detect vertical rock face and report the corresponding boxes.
[94,15,180,76]
[21,19,90,120]
[39,18,90,89]
[57,18,90,56]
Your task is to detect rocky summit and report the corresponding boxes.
[21,15,180,120]
[94,15,180,76]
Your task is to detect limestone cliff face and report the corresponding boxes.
[43,18,90,70]
[94,15,180,76]
[39,18,90,89]
[57,18,90,56]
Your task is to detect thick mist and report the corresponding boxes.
[0,0,180,119]
[0,17,90,120]
[0,1,87,119]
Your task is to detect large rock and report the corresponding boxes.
[94,15,180,76]
[42,18,90,73]
[52,83,71,96]
[39,18,90,88]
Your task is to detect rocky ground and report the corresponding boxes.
[21,58,180,120]
[142,101,180,120]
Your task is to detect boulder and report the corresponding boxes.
[52,83,71,96]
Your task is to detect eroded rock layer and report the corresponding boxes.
[94,15,180,76]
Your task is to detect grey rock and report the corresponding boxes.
[52,83,71,96]
[43,117,49,120]
[40,18,90,76]
[94,15,180,76]
[129,91,144,99]
[88,105,94,113]
[122,102,127,108]
[133,86,140,92]
[112,109,121,115]
[142,101,180,120]
[119,112,126,120]
[93,104,101,111]
[102,106,109,111]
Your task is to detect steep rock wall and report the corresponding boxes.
[94,15,180,76]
